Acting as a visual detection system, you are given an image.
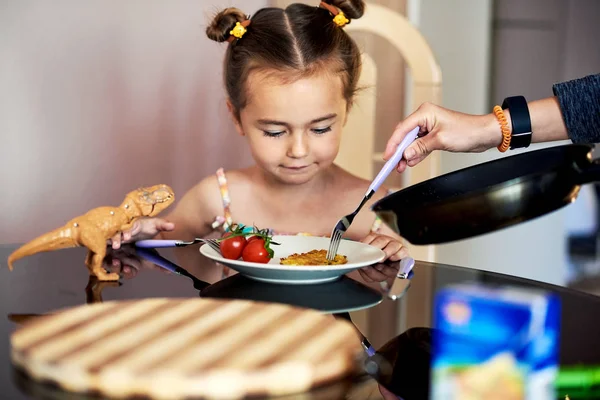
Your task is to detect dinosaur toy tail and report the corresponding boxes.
[7,225,79,270]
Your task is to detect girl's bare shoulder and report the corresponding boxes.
[331,166,394,207]
[332,166,372,194]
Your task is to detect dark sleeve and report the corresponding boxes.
[551,73,600,144]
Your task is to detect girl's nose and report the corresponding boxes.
[287,133,309,159]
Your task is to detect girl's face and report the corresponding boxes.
[232,69,348,185]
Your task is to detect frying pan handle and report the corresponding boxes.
[576,159,600,185]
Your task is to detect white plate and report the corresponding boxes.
[199,235,386,285]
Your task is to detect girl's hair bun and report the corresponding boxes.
[325,0,365,20]
[206,7,247,43]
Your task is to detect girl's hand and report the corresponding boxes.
[107,217,175,250]
[361,233,408,262]
[384,102,503,172]
[358,262,399,283]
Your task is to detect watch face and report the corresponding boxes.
[503,96,532,149]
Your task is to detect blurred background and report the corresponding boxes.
[1,0,599,296]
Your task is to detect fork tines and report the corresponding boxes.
[326,229,344,261]
[206,239,221,254]
[196,238,221,254]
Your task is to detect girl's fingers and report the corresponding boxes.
[368,235,393,250]
[111,233,122,249]
[360,232,378,245]
[129,221,142,236]
[388,245,409,262]
[156,220,175,232]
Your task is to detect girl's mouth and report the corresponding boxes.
[281,165,312,172]
[284,165,308,169]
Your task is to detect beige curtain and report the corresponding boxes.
[1,0,267,243]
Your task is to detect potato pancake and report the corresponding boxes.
[279,249,348,266]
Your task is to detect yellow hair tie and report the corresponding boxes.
[333,11,350,27]
[318,2,350,27]
[229,22,247,39]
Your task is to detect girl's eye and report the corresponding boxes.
[262,130,285,138]
[312,126,332,135]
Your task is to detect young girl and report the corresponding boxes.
[112,0,409,281]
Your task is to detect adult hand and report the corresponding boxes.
[384,102,503,172]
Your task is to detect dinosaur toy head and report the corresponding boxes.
[122,184,175,217]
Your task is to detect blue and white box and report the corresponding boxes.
[431,283,561,400]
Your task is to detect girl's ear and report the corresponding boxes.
[226,99,245,136]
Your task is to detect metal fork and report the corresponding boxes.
[134,238,222,254]
[326,127,420,260]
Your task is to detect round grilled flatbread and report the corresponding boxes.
[10,298,363,399]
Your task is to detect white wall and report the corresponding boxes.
[406,0,568,285]
[0,0,264,243]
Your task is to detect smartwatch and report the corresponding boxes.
[502,95,532,149]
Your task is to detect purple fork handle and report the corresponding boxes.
[398,257,415,278]
[134,240,180,248]
[368,126,420,194]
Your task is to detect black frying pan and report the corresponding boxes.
[371,144,600,245]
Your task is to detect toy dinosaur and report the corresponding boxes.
[7,184,175,281]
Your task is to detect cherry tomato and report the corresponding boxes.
[220,233,247,260]
[242,239,271,263]
[247,235,262,244]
